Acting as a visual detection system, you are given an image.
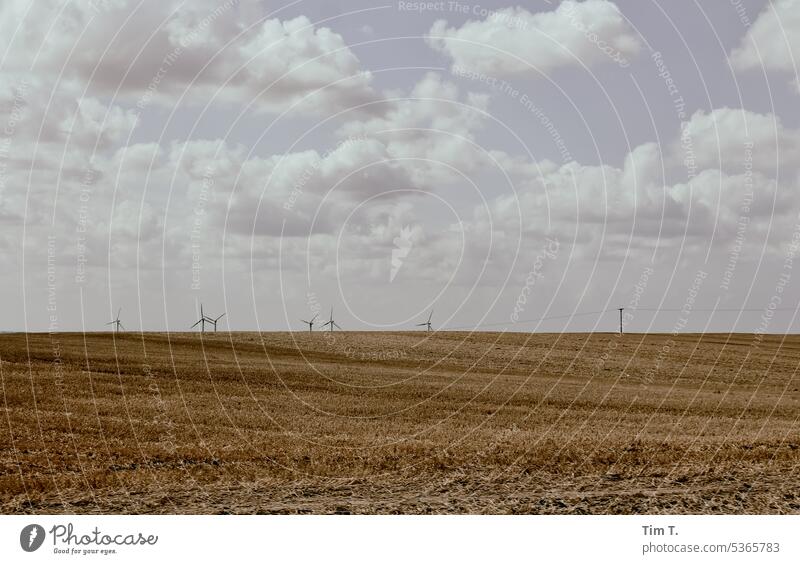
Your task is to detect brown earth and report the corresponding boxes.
[0,331,798,514]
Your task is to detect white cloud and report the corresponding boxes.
[1,0,798,330]
[730,0,800,92]
[0,0,377,114]
[451,107,793,272]
[675,108,800,175]
[338,72,491,183]
[427,1,641,77]
[164,135,423,240]
[63,97,139,151]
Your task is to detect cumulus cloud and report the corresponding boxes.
[432,102,795,281]
[272,100,792,288]
[427,0,641,76]
[730,0,800,92]
[338,72,491,183]
[673,108,800,176]
[0,0,377,114]
[2,0,799,330]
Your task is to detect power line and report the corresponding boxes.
[440,305,800,332]
[635,307,799,312]
[443,309,613,331]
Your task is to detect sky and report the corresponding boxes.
[1,0,800,333]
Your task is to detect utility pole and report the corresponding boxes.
[618,307,624,335]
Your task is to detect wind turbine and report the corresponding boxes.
[416,309,433,332]
[209,312,225,332]
[320,307,341,332]
[106,308,124,332]
[191,303,209,333]
[191,303,226,333]
[300,313,318,333]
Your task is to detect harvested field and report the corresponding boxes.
[1,331,798,514]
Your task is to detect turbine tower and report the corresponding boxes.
[191,303,226,333]
[209,312,225,332]
[191,303,209,333]
[416,309,433,332]
[320,307,341,332]
[106,308,124,332]
[300,313,318,333]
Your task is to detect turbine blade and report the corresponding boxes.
[300,319,309,324]
[106,321,115,325]
[311,313,319,322]
[333,322,341,330]
[117,308,122,320]
[191,319,202,328]
[428,310,433,323]
[119,323,125,331]
[215,313,226,321]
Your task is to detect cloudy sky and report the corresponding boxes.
[2,0,799,333]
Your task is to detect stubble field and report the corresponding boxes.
[1,331,798,514]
